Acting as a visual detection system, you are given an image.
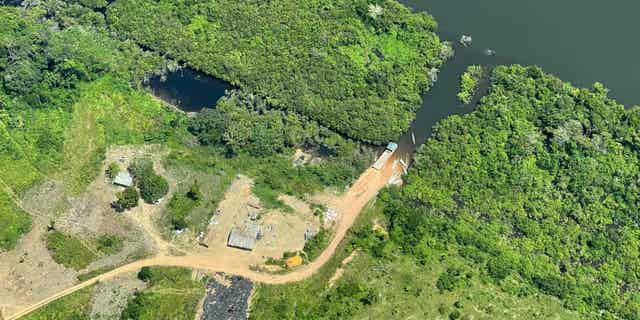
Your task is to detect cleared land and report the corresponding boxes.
[5,153,400,320]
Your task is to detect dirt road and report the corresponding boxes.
[5,156,399,320]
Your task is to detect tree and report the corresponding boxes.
[128,158,169,203]
[186,181,201,201]
[138,173,169,204]
[187,108,225,145]
[137,266,152,282]
[106,162,120,179]
[115,187,139,211]
[128,158,153,178]
[457,65,483,104]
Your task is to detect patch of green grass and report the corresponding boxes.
[302,228,329,261]
[160,146,238,236]
[95,234,124,255]
[0,190,32,251]
[21,285,95,320]
[121,267,205,320]
[46,231,125,271]
[46,231,99,271]
[0,122,43,195]
[59,77,180,194]
[165,192,200,231]
[252,182,293,213]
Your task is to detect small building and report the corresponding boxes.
[304,228,317,242]
[113,171,133,187]
[227,223,261,251]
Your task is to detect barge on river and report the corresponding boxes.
[372,142,398,170]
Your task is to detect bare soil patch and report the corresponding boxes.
[89,271,147,320]
[0,145,170,317]
[203,175,320,265]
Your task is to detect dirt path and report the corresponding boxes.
[4,156,400,320]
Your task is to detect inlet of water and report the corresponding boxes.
[147,68,230,112]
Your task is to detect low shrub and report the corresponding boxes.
[116,186,139,210]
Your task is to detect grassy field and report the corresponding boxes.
[121,267,205,320]
[160,147,238,236]
[21,285,95,320]
[58,77,180,194]
[0,122,43,195]
[0,190,32,251]
[46,231,124,271]
[250,203,578,320]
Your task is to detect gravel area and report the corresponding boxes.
[201,274,253,320]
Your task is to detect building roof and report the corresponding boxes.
[113,171,133,187]
[227,224,261,251]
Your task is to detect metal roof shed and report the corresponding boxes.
[227,227,258,251]
[113,171,133,187]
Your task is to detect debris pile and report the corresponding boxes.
[324,208,338,224]
[200,275,253,320]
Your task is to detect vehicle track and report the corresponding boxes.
[5,157,399,320]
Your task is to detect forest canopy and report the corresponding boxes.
[380,65,640,319]
[106,0,450,143]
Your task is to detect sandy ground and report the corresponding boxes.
[204,175,320,262]
[0,180,76,319]
[4,150,401,320]
[257,195,319,258]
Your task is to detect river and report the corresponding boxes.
[402,0,640,107]
[395,0,640,154]
[147,0,639,154]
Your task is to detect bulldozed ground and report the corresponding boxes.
[203,175,322,266]
[2,145,400,320]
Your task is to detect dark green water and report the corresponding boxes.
[402,0,640,106]
[396,0,640,155]
[148,69,229,112]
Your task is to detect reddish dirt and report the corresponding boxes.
[4,155,400,320]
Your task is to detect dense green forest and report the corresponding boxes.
[106,0,450,143]
[380,65,640,319]
[251,66,640,320]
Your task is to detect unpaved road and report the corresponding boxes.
[5,157,399,320]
